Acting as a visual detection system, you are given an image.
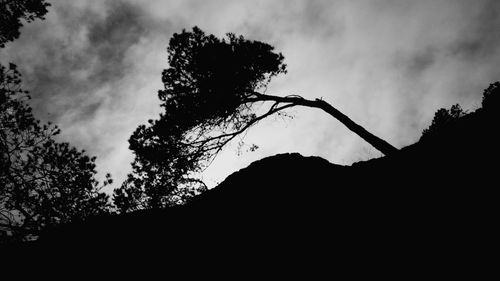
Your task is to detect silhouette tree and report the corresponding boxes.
[481,81,500,112]
[0,0,50,48]
[113,93,210,212]
[0,0,113,242]
[420,81,500,141]
[420,104,466,140]
[0,63,112,242]
[114,27,397,211]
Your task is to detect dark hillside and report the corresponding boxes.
[3,96,498,274]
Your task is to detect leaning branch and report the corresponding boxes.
[252,92,399,156]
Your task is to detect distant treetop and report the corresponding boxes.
[421,81,500,141]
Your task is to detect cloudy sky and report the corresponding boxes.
[1,0,499,192]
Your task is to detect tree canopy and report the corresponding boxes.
[0,63,112,242]
[420,81,500,142]
[420,104,466,140]
[113,27,398,211]
[481,81,500,112]
[0,0,50,48]
[1,1,113,242]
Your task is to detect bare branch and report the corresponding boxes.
[249,92,398,156]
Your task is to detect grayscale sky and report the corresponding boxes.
[1,0,499,192]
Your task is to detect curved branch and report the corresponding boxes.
[253,92,399,156]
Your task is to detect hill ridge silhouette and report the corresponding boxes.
[2,99,497,272]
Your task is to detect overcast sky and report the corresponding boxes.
[1,0,499,192]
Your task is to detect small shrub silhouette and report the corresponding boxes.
[421,104,466,140]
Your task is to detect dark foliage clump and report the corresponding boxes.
[420,104,466,140]
[113,27,286,212]
[481,81,500,112]
[0,0,50,47]
[0,64,112,243]
[1,0,114,243]
[421,81,500,141]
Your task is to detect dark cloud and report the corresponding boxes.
[387,0,500,146]
[87,1,149,84]
[1,0,154,123]
[399,47,437,78]
[238,0,344,43]
[295,0,344,38]
[449,1,500,60]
